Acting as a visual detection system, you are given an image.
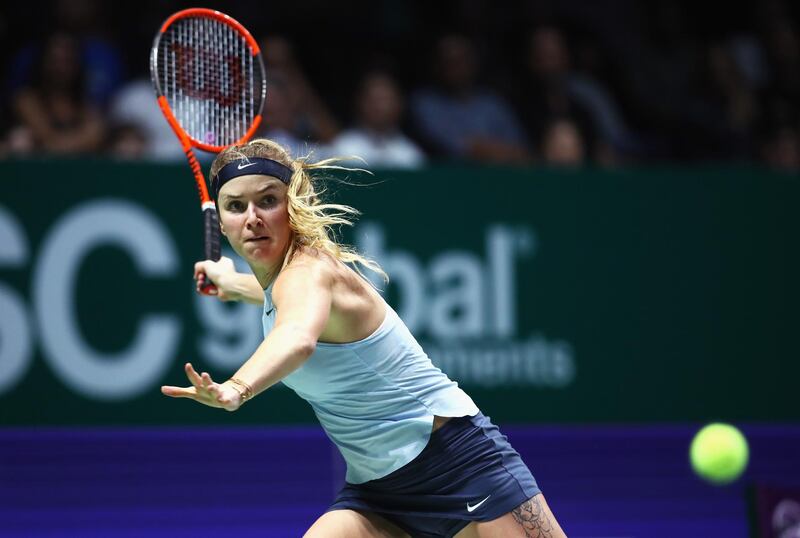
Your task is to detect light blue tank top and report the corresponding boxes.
[261,284,479,484]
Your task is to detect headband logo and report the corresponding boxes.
[212,157,293,199]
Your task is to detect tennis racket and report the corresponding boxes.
[150,8,266,293]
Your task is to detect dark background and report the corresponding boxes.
[1,0,798,166]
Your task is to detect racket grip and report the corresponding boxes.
[203,206,222,261]
[200,206,221,295]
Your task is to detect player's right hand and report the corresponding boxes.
[194,256,237,300]
[161,363,243,412]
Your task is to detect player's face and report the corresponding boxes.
[217,175,292,267]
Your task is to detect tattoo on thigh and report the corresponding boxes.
[511,496,554,538]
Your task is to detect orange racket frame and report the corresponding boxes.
[150,8,266,292]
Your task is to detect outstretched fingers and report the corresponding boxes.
[160,363,208,400]
[162,363,231,408]
[161,385,197,398]
[201,372,214,388]
[185,362,204,387]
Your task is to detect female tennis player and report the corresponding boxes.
[161,138,567,538]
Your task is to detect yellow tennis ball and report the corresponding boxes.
[690,423,749,485]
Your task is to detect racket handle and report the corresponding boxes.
[203,205,222,261]
[200,206,222,295]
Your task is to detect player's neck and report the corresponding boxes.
[251,262,282,290]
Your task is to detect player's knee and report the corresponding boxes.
[304,509,408,538]
[304,511,347,538]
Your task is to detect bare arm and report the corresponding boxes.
[230,261,332,395]
[163,258,332,410]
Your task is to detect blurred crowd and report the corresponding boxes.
[1,0,798,171]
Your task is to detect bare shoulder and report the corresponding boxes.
[272,248,383,342]
[271,249,337,302]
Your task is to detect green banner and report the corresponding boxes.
[0,159,797,425]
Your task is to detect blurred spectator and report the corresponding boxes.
[6,0,123,107]
[106,122,147,161]
[540,117,586,167]
[762,126,799,171]
[327,71,425,169]
[759,17,800,145]
[762,20,800,106]
[695,42,760,159]
[711,44,761,133]
[519,26,640,161]
[260,36,340,144]
[258,74,312,159]
[727,35,769,91]
[54,0,123,106]
[0,0,797,168]
[109,78,183,161]
[4,126,36,157]
[10,33,104,155]
[410,34,531,164]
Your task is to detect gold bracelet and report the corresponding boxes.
[228,378,254,403]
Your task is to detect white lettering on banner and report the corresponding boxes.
[489,225,536,338]
[424,337,575,388]
[0,207,33,394]
[429,252,483,338]
[32,200,181,400]
[356,222,575,388]
[357,222,534,339]
[0,200,573,400]
[195,248,262,369]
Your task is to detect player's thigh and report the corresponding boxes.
[304,509,410,538]
[454,494,567,538]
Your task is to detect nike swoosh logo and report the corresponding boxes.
[237,162,257,170]
[265,307,275,316]
[466,495,491,513]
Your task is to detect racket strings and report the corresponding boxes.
[156,16,263,147]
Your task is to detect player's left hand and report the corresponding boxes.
[161,363,243,412]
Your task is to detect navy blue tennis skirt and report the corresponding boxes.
[328,412,541,538]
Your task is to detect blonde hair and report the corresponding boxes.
[210,138,387,283]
